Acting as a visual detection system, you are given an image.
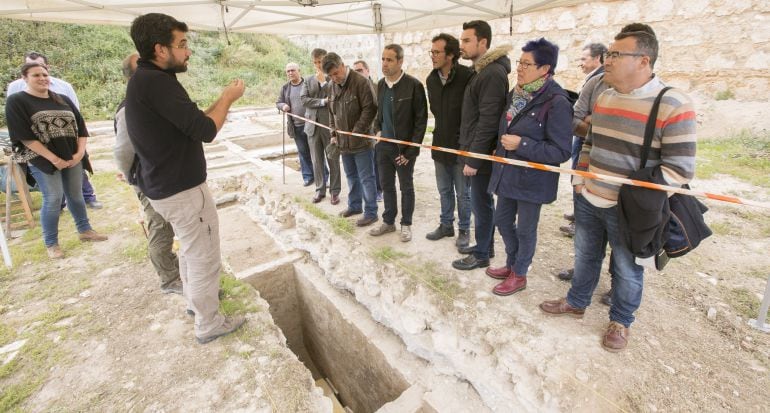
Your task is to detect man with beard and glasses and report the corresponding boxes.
[125,13,246,344]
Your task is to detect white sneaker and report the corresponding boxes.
[400,225,412,242]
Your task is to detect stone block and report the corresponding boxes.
[535,14,554,32]
[745,51,770,69]
[557,11,577,30]
[704,54,737,70]
[517,16,533,33]
[645,0,675,22]
[589,3,610,27]
[377,384,426,413]
[714,0,752,16]
[677,0,710,18]
[751,16,770,43]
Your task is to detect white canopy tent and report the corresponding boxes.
[0,0,585,35]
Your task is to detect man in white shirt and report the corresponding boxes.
[6,51,102,209]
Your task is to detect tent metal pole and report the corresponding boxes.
[749,275,770,333]
[282,111,286,185]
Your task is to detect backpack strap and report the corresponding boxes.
[639,86,673,169]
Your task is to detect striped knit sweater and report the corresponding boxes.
[573,76,697,207]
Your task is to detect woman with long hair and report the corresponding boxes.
[5,62,107,258]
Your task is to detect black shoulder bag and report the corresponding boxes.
[618,87,712,270]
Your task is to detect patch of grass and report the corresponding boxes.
[714,89,735,101]
[329,216,355,236]
[708,221,734,236]
[219,274,260,316]
[0,323,15,347]
[0,379,42,412]
[726,287,770,320]
[372,246,409,262]
[121,240,148,263]
[294,198,355,236]
[262,175,273,182]
[697,130,770,187]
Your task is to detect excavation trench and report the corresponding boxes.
[218,206,413,412]
[243,262,411,413]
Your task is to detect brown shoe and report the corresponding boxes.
[330,194,340,205]
[79,230,108,242]
[602,321,629,352]
[47,245,64,259]
[485,266,511,280]
[539,297,585,318]
[355,216,378,227]
[492,273,526,296]
[312,193,326,203]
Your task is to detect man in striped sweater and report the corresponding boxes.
[539,24,697,352]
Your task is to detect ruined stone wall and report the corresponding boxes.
[287,0,770,100]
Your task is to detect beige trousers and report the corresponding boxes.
[149,183,224,337]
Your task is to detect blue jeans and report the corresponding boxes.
[29,163,92,247]
[494,196,542,276]
[434,160,470,230]
[82,171,97,202]
[293,124,314,184]
[570,136,583,170]
[341,149,378,219]
[470,173,495,260]
[567,194,644,328]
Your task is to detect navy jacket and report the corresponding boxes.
[488,78,573,204]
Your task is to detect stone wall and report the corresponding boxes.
[288,0,770,101]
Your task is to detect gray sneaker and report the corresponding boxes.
[369,223,396,236]
[196,315,246,344]
[400,225,412,242]
[161,279,183,295]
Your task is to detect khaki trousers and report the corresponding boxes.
[149,183,224,337]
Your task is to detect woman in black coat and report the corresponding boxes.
[486,38,573,296]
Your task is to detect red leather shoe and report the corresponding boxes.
[492,273,527,296]
[485,266,511,280]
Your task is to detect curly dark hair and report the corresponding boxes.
[130,13,188,61]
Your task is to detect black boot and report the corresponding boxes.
[426,224,454,240]
[455,229,470,248]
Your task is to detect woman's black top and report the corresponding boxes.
[5,91,89,174]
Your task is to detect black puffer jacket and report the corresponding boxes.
[426,63,473,165]
[458,45,512,174]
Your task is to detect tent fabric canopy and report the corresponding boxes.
[0,0,584,35]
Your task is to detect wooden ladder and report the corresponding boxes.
[2,149,36,239]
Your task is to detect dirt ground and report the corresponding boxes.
[1,99,769,412]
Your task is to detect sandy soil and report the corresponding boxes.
[1,99,769,412]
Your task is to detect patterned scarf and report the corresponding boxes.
[506,75,549,123]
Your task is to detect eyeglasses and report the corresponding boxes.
[604,51,644,60]
[168,43,189,50]
[516,60,537,69]
[428,50,445,57]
